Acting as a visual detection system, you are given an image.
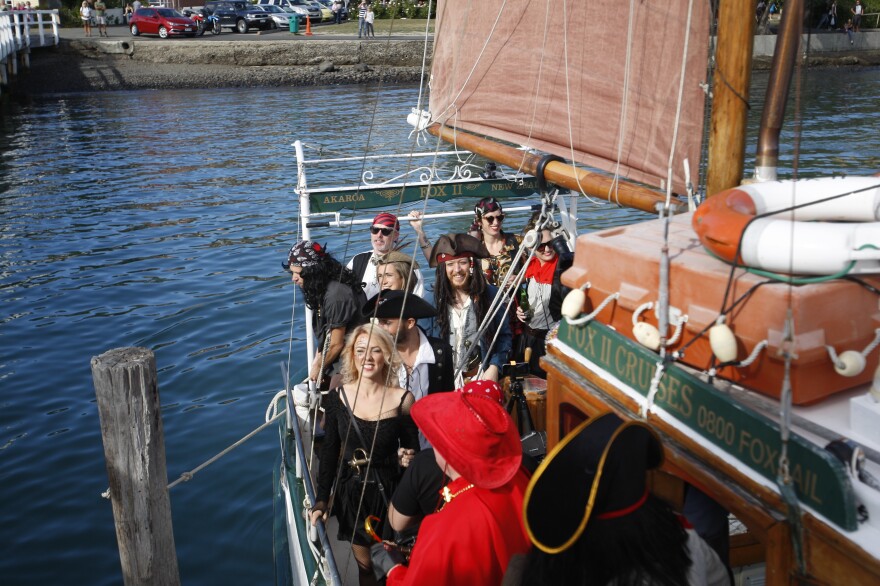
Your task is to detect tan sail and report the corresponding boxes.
[430,0,711,195]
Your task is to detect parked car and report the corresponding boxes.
[316,0,347,21]
[129,7,199,38]
[309,0,333,22]
[279,5,307,25]
[204,0,273,33]
[260,4,296,28]
[255,0,322,24]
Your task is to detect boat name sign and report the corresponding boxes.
[557,319,857,531]
[308,177,541,212]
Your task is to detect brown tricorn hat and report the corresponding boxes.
[377,250,419,270]
[428,233,490,268]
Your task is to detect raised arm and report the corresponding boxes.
[408,211,433,263]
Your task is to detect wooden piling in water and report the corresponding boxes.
[91,347,180,586]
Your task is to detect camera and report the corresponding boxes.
[501,361,530,380]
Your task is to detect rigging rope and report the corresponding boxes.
[607,0,638,207]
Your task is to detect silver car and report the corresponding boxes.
[260,3,296,27]
[255,0,321,23]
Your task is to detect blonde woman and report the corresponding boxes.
[309,324,418,586]
[376,250,421,294]
[79,1,93,37]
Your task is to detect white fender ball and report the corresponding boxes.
[634,322,661,351]
[835,350,866,377]
[709,323,738,363]
[561,289,586,319]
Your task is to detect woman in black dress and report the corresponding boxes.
[309,324,418,585]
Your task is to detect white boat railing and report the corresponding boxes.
[283,382,342,585]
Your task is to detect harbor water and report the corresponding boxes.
[1,68,879,585]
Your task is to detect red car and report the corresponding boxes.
[129,7,199,38]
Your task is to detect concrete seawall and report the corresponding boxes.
[73,37,431,67]
[9,30,880,95]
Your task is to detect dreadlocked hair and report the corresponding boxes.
[434,260,490,341]
[300,255,362,311]
[521,495,691,586]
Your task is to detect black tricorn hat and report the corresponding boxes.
[428,233,490,268]
[523,412,664,554]
[362,289,438,320]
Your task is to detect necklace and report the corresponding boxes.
[441,483,474,504]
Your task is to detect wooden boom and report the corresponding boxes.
[426,123,681,215]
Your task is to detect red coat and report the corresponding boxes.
[387,468,531,586]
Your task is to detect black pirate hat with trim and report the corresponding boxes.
[523,412,664,554]
[362,289,437,320]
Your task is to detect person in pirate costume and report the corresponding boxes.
[362,289,453,403]
[283,240,367,386]
[511,412,729,586]
[362,289,454,452]
[347,212,424,299]
[409,197,524,289]
[513,226,574,378]
[309,324,419,586]
[371,387,532,585]
[429,233,512,383]
[386,381,540,536]
[374,250,422,295]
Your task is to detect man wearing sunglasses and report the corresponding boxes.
[347,212,424,300]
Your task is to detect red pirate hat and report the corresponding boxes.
[411,389,521,489]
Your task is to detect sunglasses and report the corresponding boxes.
[483,214,505,225]
[370,226,395,236]
[536,242,554,252]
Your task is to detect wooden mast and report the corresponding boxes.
[706,0,756,197]
[426,124,681,215]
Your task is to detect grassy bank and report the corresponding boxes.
[311,18,432,36]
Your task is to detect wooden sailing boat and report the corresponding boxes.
[275,0,880,583]
[414,0,880,583]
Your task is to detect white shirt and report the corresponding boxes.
[398,328,437,449]
[525,278,557,331]
[397,328,436,402]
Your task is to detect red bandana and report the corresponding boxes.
[437,252,473,264]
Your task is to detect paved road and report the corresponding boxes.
[60,22,427,42]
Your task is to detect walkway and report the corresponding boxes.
[0,10,60,94]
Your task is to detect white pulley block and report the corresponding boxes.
[561,289,586,319]
[523,229,539,247]
[835,350,866,377]
[633,322,661,351]
[709,323,738,363]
